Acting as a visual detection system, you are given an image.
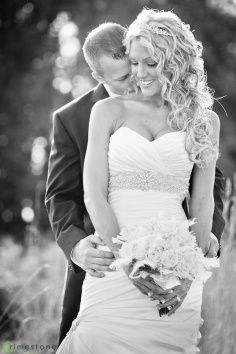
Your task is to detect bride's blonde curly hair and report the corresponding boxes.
[124,9,218,168]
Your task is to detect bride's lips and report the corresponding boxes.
[139,79,154,88]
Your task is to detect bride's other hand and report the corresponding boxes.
[204,232,219,257]
[123,265,170,302]
[71,234,115,277]
[158,279,192,316]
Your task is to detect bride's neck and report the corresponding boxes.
[137,90,166,108]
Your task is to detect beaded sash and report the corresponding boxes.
[109,170,189,197]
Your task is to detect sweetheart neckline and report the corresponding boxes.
[111,126,186,143]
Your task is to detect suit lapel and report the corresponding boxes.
[92,83,109,102]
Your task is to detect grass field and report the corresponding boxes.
[0,235,66,354]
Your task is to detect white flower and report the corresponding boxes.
[174,247,203,279]
[161,249,179,269]
[146,235,163,265]
[129,237,150,260]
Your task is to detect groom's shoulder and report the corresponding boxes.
[53,87,95,120]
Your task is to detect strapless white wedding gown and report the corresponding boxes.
[57,127,204,354]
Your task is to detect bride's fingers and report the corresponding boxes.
[152,291,176,302]
[148,293,166,302]
[171,283,190,302]
[133,280,151,295]
[141,279,170,296]
[168,301,182,316]
[140,279,170,302]
[158,296,180,309]
[151,290,175,302]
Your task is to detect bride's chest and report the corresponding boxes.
[108,127,193,177]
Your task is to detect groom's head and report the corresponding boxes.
[83,23,131,95]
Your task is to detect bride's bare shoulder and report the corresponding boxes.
[91,93,143,129]
[92,97,125,117]
[90,97,126,132]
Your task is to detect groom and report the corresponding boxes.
[45,23,225,345]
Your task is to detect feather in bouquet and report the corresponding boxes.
[110,215,209,316]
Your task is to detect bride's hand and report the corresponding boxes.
[123,265,171,303]
[158,278,192,316]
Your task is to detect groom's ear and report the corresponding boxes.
[92,71,105,84]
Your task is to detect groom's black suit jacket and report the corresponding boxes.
[45,83,225,345]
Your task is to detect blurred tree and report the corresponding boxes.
[0,0,63,238]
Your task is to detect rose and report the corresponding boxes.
[129,237,150,260]
[174,247,202,279]
[147,247,162,265]
[162,234,180,250]
[161,249,179,269]
[146,235,163,264]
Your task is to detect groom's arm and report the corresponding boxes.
[45,111,87,272]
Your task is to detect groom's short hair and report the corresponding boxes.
[82,23,127,74]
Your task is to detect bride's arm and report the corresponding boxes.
[189,111,220,254]
[83,100,120,257]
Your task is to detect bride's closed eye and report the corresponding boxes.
[130,61,157,68]
[147,62,158,67]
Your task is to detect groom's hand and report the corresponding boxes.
[71,234,115,278]
[205,232,219,257]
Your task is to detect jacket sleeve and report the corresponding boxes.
[45,112,87,272]
[211,165,225,241]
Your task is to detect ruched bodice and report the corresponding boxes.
[108,127,194,228]
[108,127,193,179]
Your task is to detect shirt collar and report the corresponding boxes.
[104,84,120,98]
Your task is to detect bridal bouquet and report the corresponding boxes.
[111,215,207,314]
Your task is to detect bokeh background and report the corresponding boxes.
[0,0,236,351]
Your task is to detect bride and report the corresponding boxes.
[57,9,220,354]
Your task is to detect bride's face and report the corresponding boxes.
[129,38,162,98]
